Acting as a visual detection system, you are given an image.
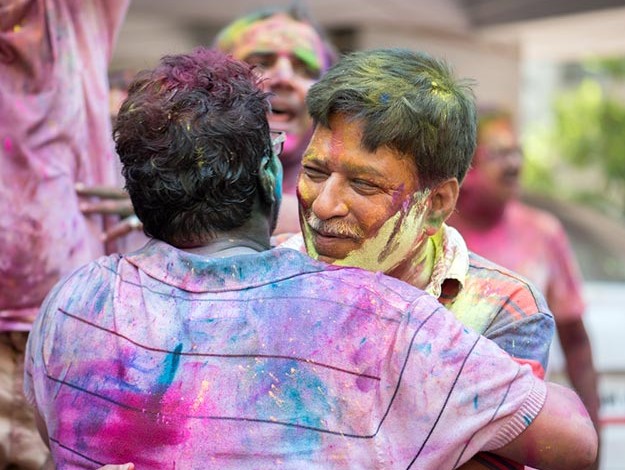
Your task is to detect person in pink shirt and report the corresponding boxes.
[0,0,130,467]
[448,108,601,469]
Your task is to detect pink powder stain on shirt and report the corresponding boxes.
[81,389,190,461]
[3,137,12,153]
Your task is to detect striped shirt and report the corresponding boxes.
[280,225,554,379]
[26,239,544,469]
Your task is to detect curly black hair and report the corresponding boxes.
[114,48,272,246]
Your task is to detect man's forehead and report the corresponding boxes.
[481,119,516,147]
[305,123,418,185]
[230,16,326,66]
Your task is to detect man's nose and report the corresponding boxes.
[503,147,524,171]
[311,176,349,220]
[267,56,296,83]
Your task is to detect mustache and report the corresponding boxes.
[305,213,365,239]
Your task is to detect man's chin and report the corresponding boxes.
[314,254,338,265]
[307,242,347,266]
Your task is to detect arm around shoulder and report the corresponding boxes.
[491,382,597,470]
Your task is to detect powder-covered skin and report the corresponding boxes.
[218,14,326,77]
[298,114,438,288]
[292,113,554,380]
[303,190,432,277]
[25,240,546,468]
[0,0,130,329]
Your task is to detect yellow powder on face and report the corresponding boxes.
[333,190,432,273]
[302,219,320,260]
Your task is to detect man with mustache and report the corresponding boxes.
[448,108,601,469]
[282,48,563,469]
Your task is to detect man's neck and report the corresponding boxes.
[178,212,272,258]
[387,231,441,291]
[183,238,270,258]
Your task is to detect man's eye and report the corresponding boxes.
[293,62,321,80]
[352,179,380,194]
[245,54,275,69]
[303,166,327,181]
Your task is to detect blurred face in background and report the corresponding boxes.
[228,14,329,171]
[461,116,524,207]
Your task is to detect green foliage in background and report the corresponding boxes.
[553,79,625,193]
[525,57,625,213]
[522,123,557,193]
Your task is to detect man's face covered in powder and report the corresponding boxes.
[228,14,328,170]
[461,116,523,208]
[297,114,435,274]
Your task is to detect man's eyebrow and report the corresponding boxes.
[301,152,323,164]
[293,47,322,72]
[302,152,387,180]
[343,163,386,180]
[244,50,276,59]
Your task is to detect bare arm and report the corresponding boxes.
[456,460,490,470]
[76,183,134,217]
[76,183,142,243]
[491,382,597,470]
[558,318,601,470]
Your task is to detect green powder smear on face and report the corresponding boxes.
[293,46,322,76]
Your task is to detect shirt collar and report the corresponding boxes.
[125,239,324,293]
[424,224,469,299]
[278,225,469,300]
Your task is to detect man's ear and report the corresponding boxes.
[258,154,282,207]
[424,178,459,236]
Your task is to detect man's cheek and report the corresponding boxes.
[296,181,315,212]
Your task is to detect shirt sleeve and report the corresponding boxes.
[23,278,63,408]
[421,311,547,462]
[385,296,547,468]
[477,278,555,379]
[483,303,555,379]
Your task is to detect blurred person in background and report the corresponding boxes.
[0,0,130,467]
[214,3,338,234]
[448,108,601,470]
